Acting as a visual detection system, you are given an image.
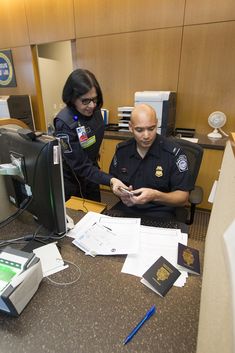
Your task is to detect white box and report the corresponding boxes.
[134,91,176,136]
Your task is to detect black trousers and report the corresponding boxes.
[111,201,176,219]
[64,177,101,202]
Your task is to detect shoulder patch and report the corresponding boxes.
[176,154,188,172]
[57,133,72,153]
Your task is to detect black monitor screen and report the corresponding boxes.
[0,127,67,235]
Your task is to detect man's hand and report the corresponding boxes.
[118,185,135,207]
[130,188,156,204]
[110,178,130,198]
[130,188,189,206]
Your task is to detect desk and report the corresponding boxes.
[0,211,204,353]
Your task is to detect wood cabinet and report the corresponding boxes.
[99,138,120,190]
[196,148,224,209]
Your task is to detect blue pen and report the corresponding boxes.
[123,305,156,345]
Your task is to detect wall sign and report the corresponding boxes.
[0,50,17,87]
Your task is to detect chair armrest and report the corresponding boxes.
[189,186,203,205]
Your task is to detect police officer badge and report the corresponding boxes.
[176,154,188,172]
[155,166,163,177]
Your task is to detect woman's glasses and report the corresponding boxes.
[80,96,98,105]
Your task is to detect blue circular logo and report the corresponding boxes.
[0,52,13,86]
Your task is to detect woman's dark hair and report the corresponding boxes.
[62,69,103,109]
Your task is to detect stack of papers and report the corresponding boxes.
[68,212,140,256]
[69,212,188,287]
[122,225,188,287]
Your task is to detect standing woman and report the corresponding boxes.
[54,69,122,201]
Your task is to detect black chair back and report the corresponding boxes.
[173,138,204,188]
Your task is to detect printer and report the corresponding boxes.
[134,91,176,136]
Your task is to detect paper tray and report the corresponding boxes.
[66,196,107,213]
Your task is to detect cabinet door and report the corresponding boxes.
[196,148,224,210]
[99,139,121,189]
[100,139,121,172]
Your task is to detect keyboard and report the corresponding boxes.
[102,209,188,233]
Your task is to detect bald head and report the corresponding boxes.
[131,104,157,124]
[129,104,158,152]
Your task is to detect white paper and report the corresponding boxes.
[71,212,141,256]
[208,180,218,203]
[122,226,188,287]
[33,243,68,277]
[181,137,199,143]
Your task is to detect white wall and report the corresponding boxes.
[38,41,73,129]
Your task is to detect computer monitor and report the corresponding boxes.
[0,127,67,236]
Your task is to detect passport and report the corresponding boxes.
[177,243,200,275]
[141,256,181,297]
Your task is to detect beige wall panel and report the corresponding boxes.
[24,0,75,44]
[196,141,235,353]
[185,0,235,25]
[76,28,182,122]
[74,0,185,37]
[0,0,29,48]
[0,46,42,129]
[176,22,235,134]
[0,47,36,97]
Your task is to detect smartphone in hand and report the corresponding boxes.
[119,187,133,195]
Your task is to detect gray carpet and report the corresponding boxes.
[189,209,210,241]
[101,190,210,242]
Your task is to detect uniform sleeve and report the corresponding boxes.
[54,118,112,186]
[109,148,118,177]
[170,147,192,192]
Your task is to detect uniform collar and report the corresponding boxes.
[131,134,162,158]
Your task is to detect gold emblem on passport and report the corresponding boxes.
[155,166,163,177]
[156,266,170,281]
[182,248,194,266]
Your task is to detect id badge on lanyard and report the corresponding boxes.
[76,125,88,148]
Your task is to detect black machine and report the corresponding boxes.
[0,127,67,235]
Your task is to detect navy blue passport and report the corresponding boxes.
[177,243,200,275]
[141,256,181,297]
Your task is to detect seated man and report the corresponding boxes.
[109,104,191,219]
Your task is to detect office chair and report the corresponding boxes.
[0,118,29,129]
[105,137,203,227]
[173,137,204,225]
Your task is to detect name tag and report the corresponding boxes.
[76,126,96,148]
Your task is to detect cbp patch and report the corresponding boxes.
[176,154,188,172]
[57,134,72,153]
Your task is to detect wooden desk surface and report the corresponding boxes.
[104,130,228,150]
[0,211,204,353]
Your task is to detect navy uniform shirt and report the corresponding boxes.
[54,106,111,187]
[109,134,192,215]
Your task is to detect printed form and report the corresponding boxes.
[69,212,141,256]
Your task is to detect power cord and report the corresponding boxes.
[70,165,89,213]
[44,259,81,286]
[0,223,66,248]
[0,196,33,229]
